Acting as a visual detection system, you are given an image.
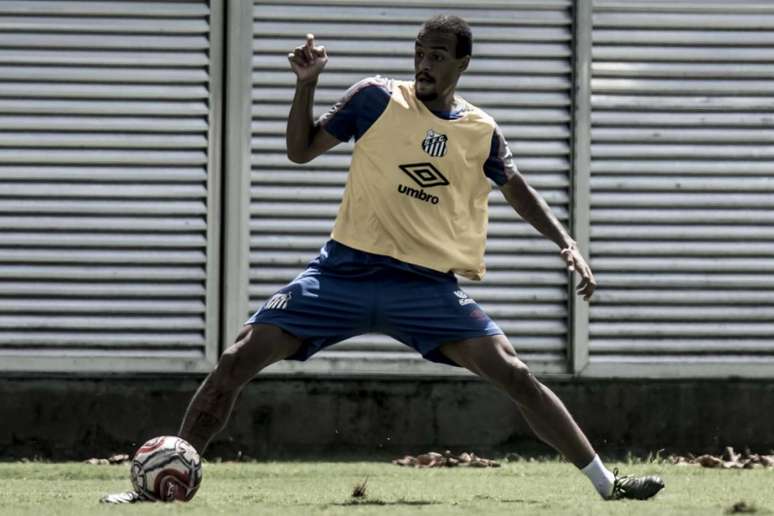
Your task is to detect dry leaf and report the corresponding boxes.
[392,451,499,468]
[696,454,723,468]
[108,454,130,464]
[392,456,416,467]
[722,447,739,463]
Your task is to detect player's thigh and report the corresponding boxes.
[217,324,302,385]
[439,334,528,386]
[230,323,302,364]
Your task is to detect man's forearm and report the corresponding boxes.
[500,174,574,249]
[286,79,318,163]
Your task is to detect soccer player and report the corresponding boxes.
[103,15,663,503]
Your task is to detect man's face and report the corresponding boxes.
[414,30,468,102]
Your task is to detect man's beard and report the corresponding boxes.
[416,90,438,101]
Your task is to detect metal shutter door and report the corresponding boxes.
[587,0,774,377]
[0,1,221,373]
[251,0,573,376]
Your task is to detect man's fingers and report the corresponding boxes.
[578,274,597,301]
[288,53,303,69]
[561,247,596,301]
[577,280,592,302]
[314,45,328,61]
[305,33,315,60]
[292,47,311,66]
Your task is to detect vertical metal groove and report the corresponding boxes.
[205,0,225,367]
[222,0,255,348]
[570,0,592,375]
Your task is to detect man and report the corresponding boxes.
[103,15,663,503]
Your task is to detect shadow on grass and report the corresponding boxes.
[334,499,438,507]
[473,494,545,505]
[334,496,546,507]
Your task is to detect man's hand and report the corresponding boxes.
[288,34,328,83]
[560,244,597,301]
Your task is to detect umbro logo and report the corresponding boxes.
[399,162,449,188]
[421,129,448,157]
[397,163,449,205]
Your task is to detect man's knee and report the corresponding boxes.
[503,358,543,404]
[476,340,542,401]
[210,326,265,389]
[210,345,246,391]
[211,324,298,389]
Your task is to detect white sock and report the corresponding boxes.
[580,454,615,499]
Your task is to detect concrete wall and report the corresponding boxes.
[1,377,772,460]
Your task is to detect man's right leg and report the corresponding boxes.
[178,323,302,453]
[101,324,301,504]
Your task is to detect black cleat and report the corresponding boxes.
[608,468,665,500]
[100,490,152,504]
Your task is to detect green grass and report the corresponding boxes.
[0,460,772,515]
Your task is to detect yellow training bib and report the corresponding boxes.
[331,80,496,280]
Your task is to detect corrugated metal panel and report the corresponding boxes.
[251,0,573,376]
[587,0,774,377]
[0,0,220,373]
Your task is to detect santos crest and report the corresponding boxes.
[421,129,448,157]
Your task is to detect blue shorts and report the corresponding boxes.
[246,241,503,366]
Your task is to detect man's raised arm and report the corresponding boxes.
[286,34,341,163]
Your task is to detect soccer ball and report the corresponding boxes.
[130,436,203,502]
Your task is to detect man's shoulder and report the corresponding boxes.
[346,75,395,100]
[457,97,497,128]
[319,76,398,142]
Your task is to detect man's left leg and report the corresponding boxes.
[440,335,664,500]
[441,335,592,466]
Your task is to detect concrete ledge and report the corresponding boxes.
[1,377,772,460]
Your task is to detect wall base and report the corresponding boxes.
[1,377,772,460]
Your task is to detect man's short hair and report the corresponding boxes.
[419,15,472,58]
